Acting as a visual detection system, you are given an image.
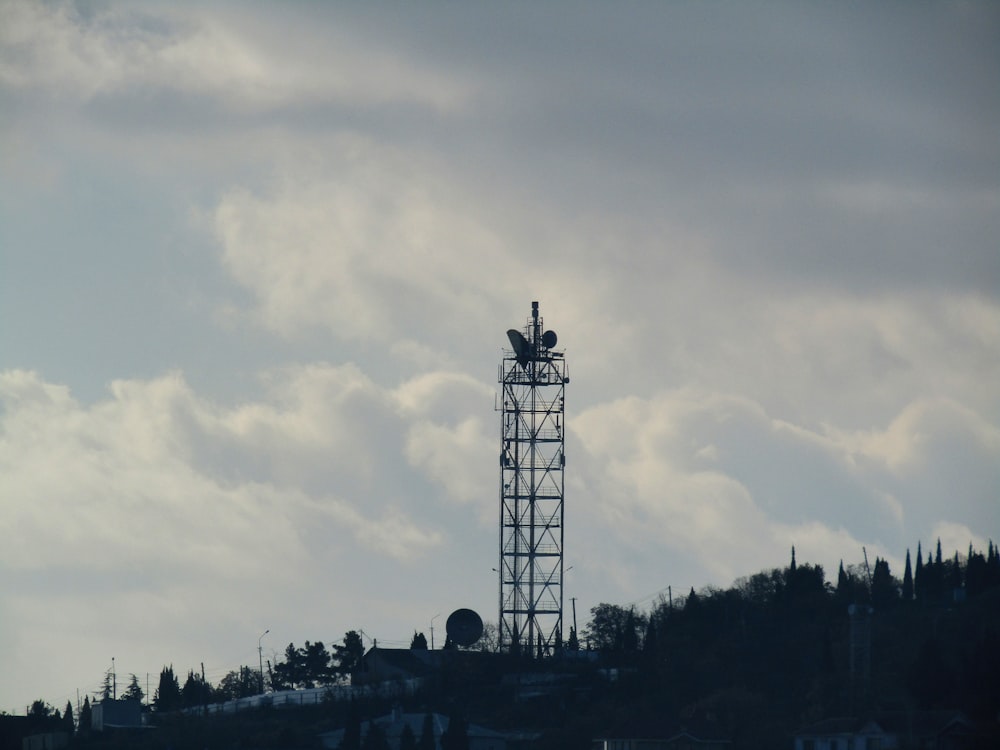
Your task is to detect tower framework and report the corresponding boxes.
[498,301,568,656]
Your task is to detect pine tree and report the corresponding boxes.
[98,668,114,701]
[333,631,365,678]
[273,642,301,690]
[121,673,144,703]
[902,549,914,601]
[410,631,428,649]
[300,640,332,687]
[63,701,74,734]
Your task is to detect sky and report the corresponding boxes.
[1,0,998,715]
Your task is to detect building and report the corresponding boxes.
[355,647,443,685]
[91,699,143,731]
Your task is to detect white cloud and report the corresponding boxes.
[212,144,518,343]
[569,385,998,595]
[0,0,471,112]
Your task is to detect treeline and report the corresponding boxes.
[582,539,1000,653]
[573,540,1000,748]
[92,630,367,715]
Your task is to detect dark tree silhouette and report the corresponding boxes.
[333,631,365,678]
[98,668,114,701]
[567,626,579,651]
[300,640,332,687]
[870,557,897,607]
[410,631,428,649]
[440,713,469,750]
[902,549,913,601]
[78,695,92,734]
[340,701,362,750]
[915,543,924,601]
[28,700,52,718]
[121,673,144,703]
[965,547,988,597]
[273,642,301,690]
[153,665,182,712]
[418,713,436,750]
[362,722,391,750]
[181,669,211,708]
[399,723,418,750]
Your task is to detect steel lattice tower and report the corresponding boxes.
[498,301,568,657]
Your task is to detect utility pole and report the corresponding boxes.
[570,597,578,637]
[258,629,269,695]
[112,657,116,700]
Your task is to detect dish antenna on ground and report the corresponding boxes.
[445,608,484,647]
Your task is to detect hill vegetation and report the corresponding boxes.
[10,540,1000,749]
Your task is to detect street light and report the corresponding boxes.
[258,629,269,694]
[430,613,441,650]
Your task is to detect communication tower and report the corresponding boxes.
[498,301,568,656]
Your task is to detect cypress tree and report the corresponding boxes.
[835,560,851,606]
[902,549,913,601]
[567,626,579,651]
[153,666,182,712]
[79,696,92,734]
[915,543,924,602]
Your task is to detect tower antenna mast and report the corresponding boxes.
[497,301,568,657]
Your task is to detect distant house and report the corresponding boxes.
[356,647,444,685]
[793,711,997,750]
[91,699,143,731]
[356,647,500,689]
[318,708,515,750]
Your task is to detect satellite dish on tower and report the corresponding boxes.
[445,608,484,647]
[542,330,557,349]
[506,329,531,367]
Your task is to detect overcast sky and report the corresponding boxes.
[2,0,998,714]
